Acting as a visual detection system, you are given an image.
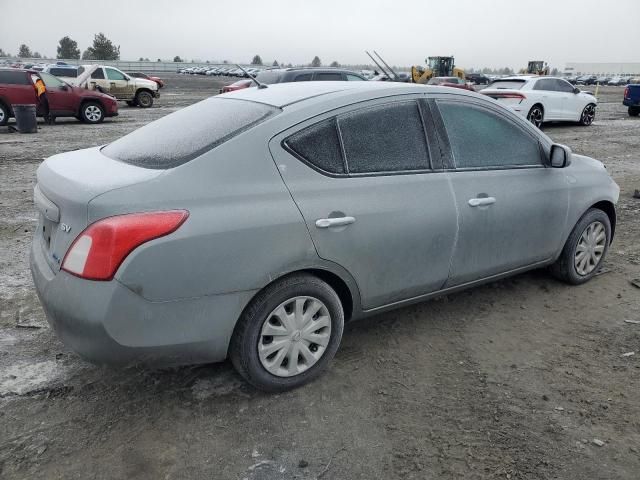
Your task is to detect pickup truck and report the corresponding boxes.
[623,84,640,116]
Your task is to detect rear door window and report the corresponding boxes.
[293,73,312,82]
[437,101,542,169]
[315,72,343,81]
[102,98,279,169]
[284,119,345,174]
[346,74,365,81]
[91,68,105,79]
[533,79,557,91]
[338,101,430,173]
[0,70,30,85]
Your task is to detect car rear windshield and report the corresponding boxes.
[102,98,279,169]
[486,80,526,90]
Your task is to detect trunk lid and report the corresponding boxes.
[34,147,163,272]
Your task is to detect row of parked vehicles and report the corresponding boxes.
[178,66,264,77]
[567,75,637,86]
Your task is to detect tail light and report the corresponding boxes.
[624,86,629,99]
[490,92,527,100]
[62,210,189,281]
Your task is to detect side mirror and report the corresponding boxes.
[550,144,572,168]
[573,87,580,94]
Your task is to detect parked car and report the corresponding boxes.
[73,65,159,108]
[255,68,366,84]
[482,76,597,128]
[566,76,579,85]
[0,68,118,125]
[608,76,626,86]
[623,84,640,116]
[576,75,598,85]
[427,76,475,91]
[220,79,253,93]
[596,76,611,85]
[465,73,490,85]
[126,72,164,89]
[30,81,618,391]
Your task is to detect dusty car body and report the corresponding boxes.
[31,82,619,391]
[73,65,159,107]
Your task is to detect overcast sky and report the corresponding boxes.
[1,0,638,68]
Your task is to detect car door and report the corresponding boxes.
[555,78,583,120]
[104,67,131,99]
[432,98,569,286]
[532,78,563,119]
[269,97,459,310]
[37,72,75,114]
[87,67,108,92]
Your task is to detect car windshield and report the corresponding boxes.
[102,97,280,169]
[487,79,527,89]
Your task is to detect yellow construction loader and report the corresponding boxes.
[411,56,465,84]
[520,61,549,75]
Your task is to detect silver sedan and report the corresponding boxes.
[30,81,619,391]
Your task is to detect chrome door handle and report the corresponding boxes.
[315,216,356,228]
[468,197,496,207]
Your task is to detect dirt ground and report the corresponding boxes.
[1,75,639,480]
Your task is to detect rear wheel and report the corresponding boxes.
[629,106,640,117]
[550,208,611,285]
[230,273,344,392]
[0,102,9,126]
[579,103,596,125]
[80,102,104,124]
[135,90,153,108]
[527,104,544,128]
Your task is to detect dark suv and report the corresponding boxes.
[0,69,118,125]
[465,73,490,85]
[255,68,367,84]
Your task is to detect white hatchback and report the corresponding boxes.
[482,76,597,128]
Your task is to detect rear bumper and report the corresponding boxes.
[623,99,639,107]
[30,239,256,367]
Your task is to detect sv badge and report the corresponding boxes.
[60,223,72,233]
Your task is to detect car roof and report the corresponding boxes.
[226,80,476,108]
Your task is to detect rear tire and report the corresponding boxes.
[629,106,640,117]
[0,102,9,126]
[579,103,596,126]
[135,90,153,108]
[80,102,104,124]
[549,208,611,285]
[230,273,344,392]
[527,104,544,128]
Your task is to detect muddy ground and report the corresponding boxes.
[0,75,639,480]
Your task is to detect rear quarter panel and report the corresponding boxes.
[89,123,319,303]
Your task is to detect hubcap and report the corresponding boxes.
[574,221,606,276]
[85,105,101,121]
[582,105,596,125]
[258,296,331,377]
[139,94,151,106]
[0,108,5,123]
[528,108,543,127]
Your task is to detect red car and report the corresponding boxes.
[219,79,253,94]
[127,72,165,89]
[0,69,118,125]
[427,76,475,91]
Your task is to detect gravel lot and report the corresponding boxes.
[1,74,639,480]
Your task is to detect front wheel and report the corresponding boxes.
[135,90,154,108]
[550,208,611,285]
[579,103,597,126]
[80,102,104,124]
[629,106,640,117]
[230,273,344,392]
[527,104,544,128]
